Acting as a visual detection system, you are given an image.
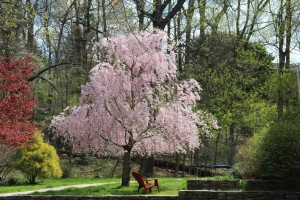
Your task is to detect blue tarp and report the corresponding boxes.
[189,164,232,169]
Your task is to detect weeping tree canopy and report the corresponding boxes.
[51,30,218,186]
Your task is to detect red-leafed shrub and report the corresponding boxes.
[0,57,36,150]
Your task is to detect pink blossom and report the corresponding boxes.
[51,30,218,158]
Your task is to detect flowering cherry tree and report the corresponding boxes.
[0,57,36,150]
[51,30,217,186]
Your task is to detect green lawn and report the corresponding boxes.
[0,178,190,196]
[0,178,119,194]
[32,178,189,196]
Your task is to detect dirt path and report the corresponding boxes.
[0,182,117,197]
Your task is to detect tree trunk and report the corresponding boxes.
[285,0,292,70]
[136,0,145,31]
[25,0,39,52]
[174,153,180,177]
[139,156,154,178]
[26,19,34,52]
[111,159,120,178]
[228,123,235,166]
[102,0,107,36]
[185,0,195,64]
[193,148,199,165]
[2,30,10,57]
[214,132,220,165]
[198,0,206,44]
[277,0,286,119]
[121,149,132,187]
[182,153,186,177]
[134,0,185,30]
[43,0,52,62]
[177,10,182,72]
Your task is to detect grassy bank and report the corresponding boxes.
[0,178,119,194]
[32,178,189,196]
[0,178,189,196]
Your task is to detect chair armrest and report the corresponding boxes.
[143,178,148,183]
[144,178,158,186]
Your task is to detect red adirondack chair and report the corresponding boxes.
[132,172,160,193]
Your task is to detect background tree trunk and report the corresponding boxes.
[214,132,220,165]
[198,0,206,44]
[185,0,195,64]
[139,156,154,178]
[228,123,235,166]
[173,153,180,177]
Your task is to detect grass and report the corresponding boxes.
[0,178,119,194]
[1,178,190,196]
[200,174,236,181]
[32,178,189,196]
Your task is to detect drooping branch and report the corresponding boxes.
[28,62,78,82]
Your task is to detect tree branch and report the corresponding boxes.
[161,0,172,12]
[133,0,152,18]
[28,62,77,82]
[161,0,185,29]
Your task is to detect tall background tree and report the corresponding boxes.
[183,33,273,165]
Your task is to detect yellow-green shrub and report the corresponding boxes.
[237,107,300,179]
[14,132,62,184]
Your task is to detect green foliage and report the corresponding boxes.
[0,147,16,180]
[184,33,274,166]
[239,179,250,191]
[13,132,62,184]
[241,99,277,133]
[0,0,27,56]
[61,163,73,178]
[259,117,300,178]
[7,177,19,186]
[183,33,273,127]
[58,157,123,179]
[76,154,93,166]
[236,127,268,178]
[201,174,236,181]
[237,107,300,179]
[266,70,299,105]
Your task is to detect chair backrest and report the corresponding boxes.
[132,172,145,187]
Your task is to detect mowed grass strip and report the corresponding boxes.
[0,178,119,194]
[31,178,189,196]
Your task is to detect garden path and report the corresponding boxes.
[0,182,118,197]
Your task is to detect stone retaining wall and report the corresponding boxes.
[244,180,300,191]
[187,180,240,190]
[187,179,300,191]
[179,190,300,200]
[1,191,300,200]
[0,196,177,200]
